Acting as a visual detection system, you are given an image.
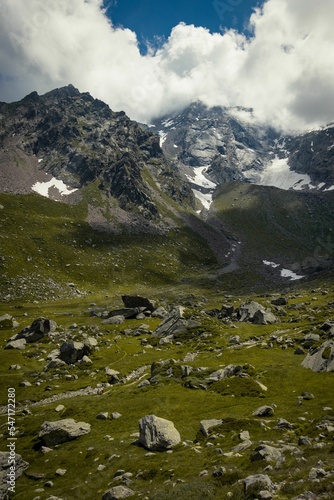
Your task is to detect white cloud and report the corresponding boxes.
[0,0,333,132]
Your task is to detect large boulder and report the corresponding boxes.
[58,341,90,364]
[13,318,57,343]
[244,474,273,499]
[39,418,91,447]
[251,444,282,462]
[102,485,135,500]
[152,307,201,338]
[138,414,181,451]
[122,295,155,312]
[237,301,277,325]
[0,451,29,498]
[301,340,334,372]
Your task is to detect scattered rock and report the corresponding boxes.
[55,468,67,476]
[151,306,168,318]
[102,316,125,325]
[237,301,277,325]
[200,419,223,437]
[105,368,121,384]
[138,414,181,451]
[13,318,57,343]
[152,306,201,338]
[39,419,91,447]
[58,341,91,365]
[243,474,273,499]
[302,340,334,372]
[0,314,19,329]
[252,405,274,417]
[251,444,282,462]
[0,451,29,498]
[5,339,26,350]
[122,295,155,312]
[102,485,135,500]
[96,413,109,420]
[271,297,288,306]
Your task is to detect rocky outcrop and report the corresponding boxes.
[138,414,181,451]
[152,306,201,338]
[10,318,57,343]
[39,418,91,447]
[0,451,29,499]
[237,301,277,325]
[102,486,135,500]
[301,340,334,372]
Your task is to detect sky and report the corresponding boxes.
[0,0,334,132]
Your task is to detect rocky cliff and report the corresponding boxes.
[0,85,194,220]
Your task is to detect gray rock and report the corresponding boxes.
[0,451,29,498]
[237,301,277,325]
[200,419,223,437]
[252,405,274,417]
[138,414,181,451]
[5,339,26,350]
[137,379,150,388]
[271,297,288,306]
[251,444,282,462]
[151,306,168,319]
[108,308,143,319]
[152,306,201,338]
[58,341,90,364]
[122,295,155,312]
[14,318,57,343]
[102,485,135,500]
[302,340,334,372]
[96,413,109,420]
[39,418,91,447]
[102,316,125,325]
[207,364,244,382]
[0,314,19,329]
[105,368,120,384]
[244,474,273,499]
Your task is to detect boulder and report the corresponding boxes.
[39,419,91,447]
[58,341,90,364]
[151,306,168,319]
[0,451,29,498]
[252,405,274,417]
[102,316,125,325]
[122,295,155,312]
[251,444,282,462]
[244,474,273,499]
[301,340,334,372]
[152,307,201,338]
[108,308,144,319]
[138,414,181,451]
[0,314,19,329]
[206,364,245,382]
[4,339,26,350]
[14,318,57,343]
[237,301,277,325]
[200,419,223,437]
[271,297,288,306]
[102,485,135,500]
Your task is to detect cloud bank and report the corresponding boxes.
[0,0,333,132]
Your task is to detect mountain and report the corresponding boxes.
[149,103,334,211]
[0,85,194,227]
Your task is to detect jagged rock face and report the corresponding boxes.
[0,85,193,217]
[285,125,334,186]
[150,102,278,184]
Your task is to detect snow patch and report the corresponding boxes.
[32,178,77,198]
[158,130,167,147]
[192,189,212,211]
[257,156,315,191]
[263,260,304,280]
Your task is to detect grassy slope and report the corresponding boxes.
[210,182,334,290]
[0,289,334,499]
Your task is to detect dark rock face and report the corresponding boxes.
[286,125,334,186]
[0,85,193,217]
[11,318,57,343]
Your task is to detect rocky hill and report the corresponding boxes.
[0,85,194,224]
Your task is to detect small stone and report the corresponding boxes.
[102,485,135,500]
[44,481,54,488]
[111,412,122,419]
[55,469,66,476]
[19,380,32,387]
[55,405,65,412]
[96,412,109,420]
